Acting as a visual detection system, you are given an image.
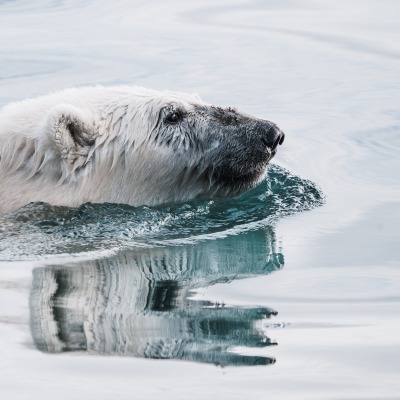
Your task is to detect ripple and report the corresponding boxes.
[0,164,324,261]
[0,56,68,81]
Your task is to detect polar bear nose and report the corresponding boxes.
[261,124,285,151]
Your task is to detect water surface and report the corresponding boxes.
[0,1,399,399]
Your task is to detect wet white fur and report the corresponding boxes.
[0,86,209,215]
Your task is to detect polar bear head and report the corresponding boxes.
[0,86,284,214]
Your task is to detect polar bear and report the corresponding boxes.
[0,86,284,215]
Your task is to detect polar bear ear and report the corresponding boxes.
[46,104,98,173]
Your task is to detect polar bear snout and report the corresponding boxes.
[260,123,285,152]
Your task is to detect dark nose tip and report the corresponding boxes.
[261,125,285,151]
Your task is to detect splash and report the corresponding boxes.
[0,164,324,260]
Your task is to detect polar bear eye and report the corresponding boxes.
[165,112,182,124]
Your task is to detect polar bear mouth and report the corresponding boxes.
[199,154,275,198]
[188,127,283,200]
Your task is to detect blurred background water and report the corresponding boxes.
[0,1,399,399]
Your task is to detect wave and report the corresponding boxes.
[0,164,324,261]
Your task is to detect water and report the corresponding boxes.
[0,1,399,399]
[0,164,323,259]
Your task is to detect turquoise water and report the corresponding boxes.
[0,165,323,259]
[0,1,399,399]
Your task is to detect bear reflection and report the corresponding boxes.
[30,228,283,366]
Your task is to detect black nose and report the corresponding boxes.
[261,125,285,151]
